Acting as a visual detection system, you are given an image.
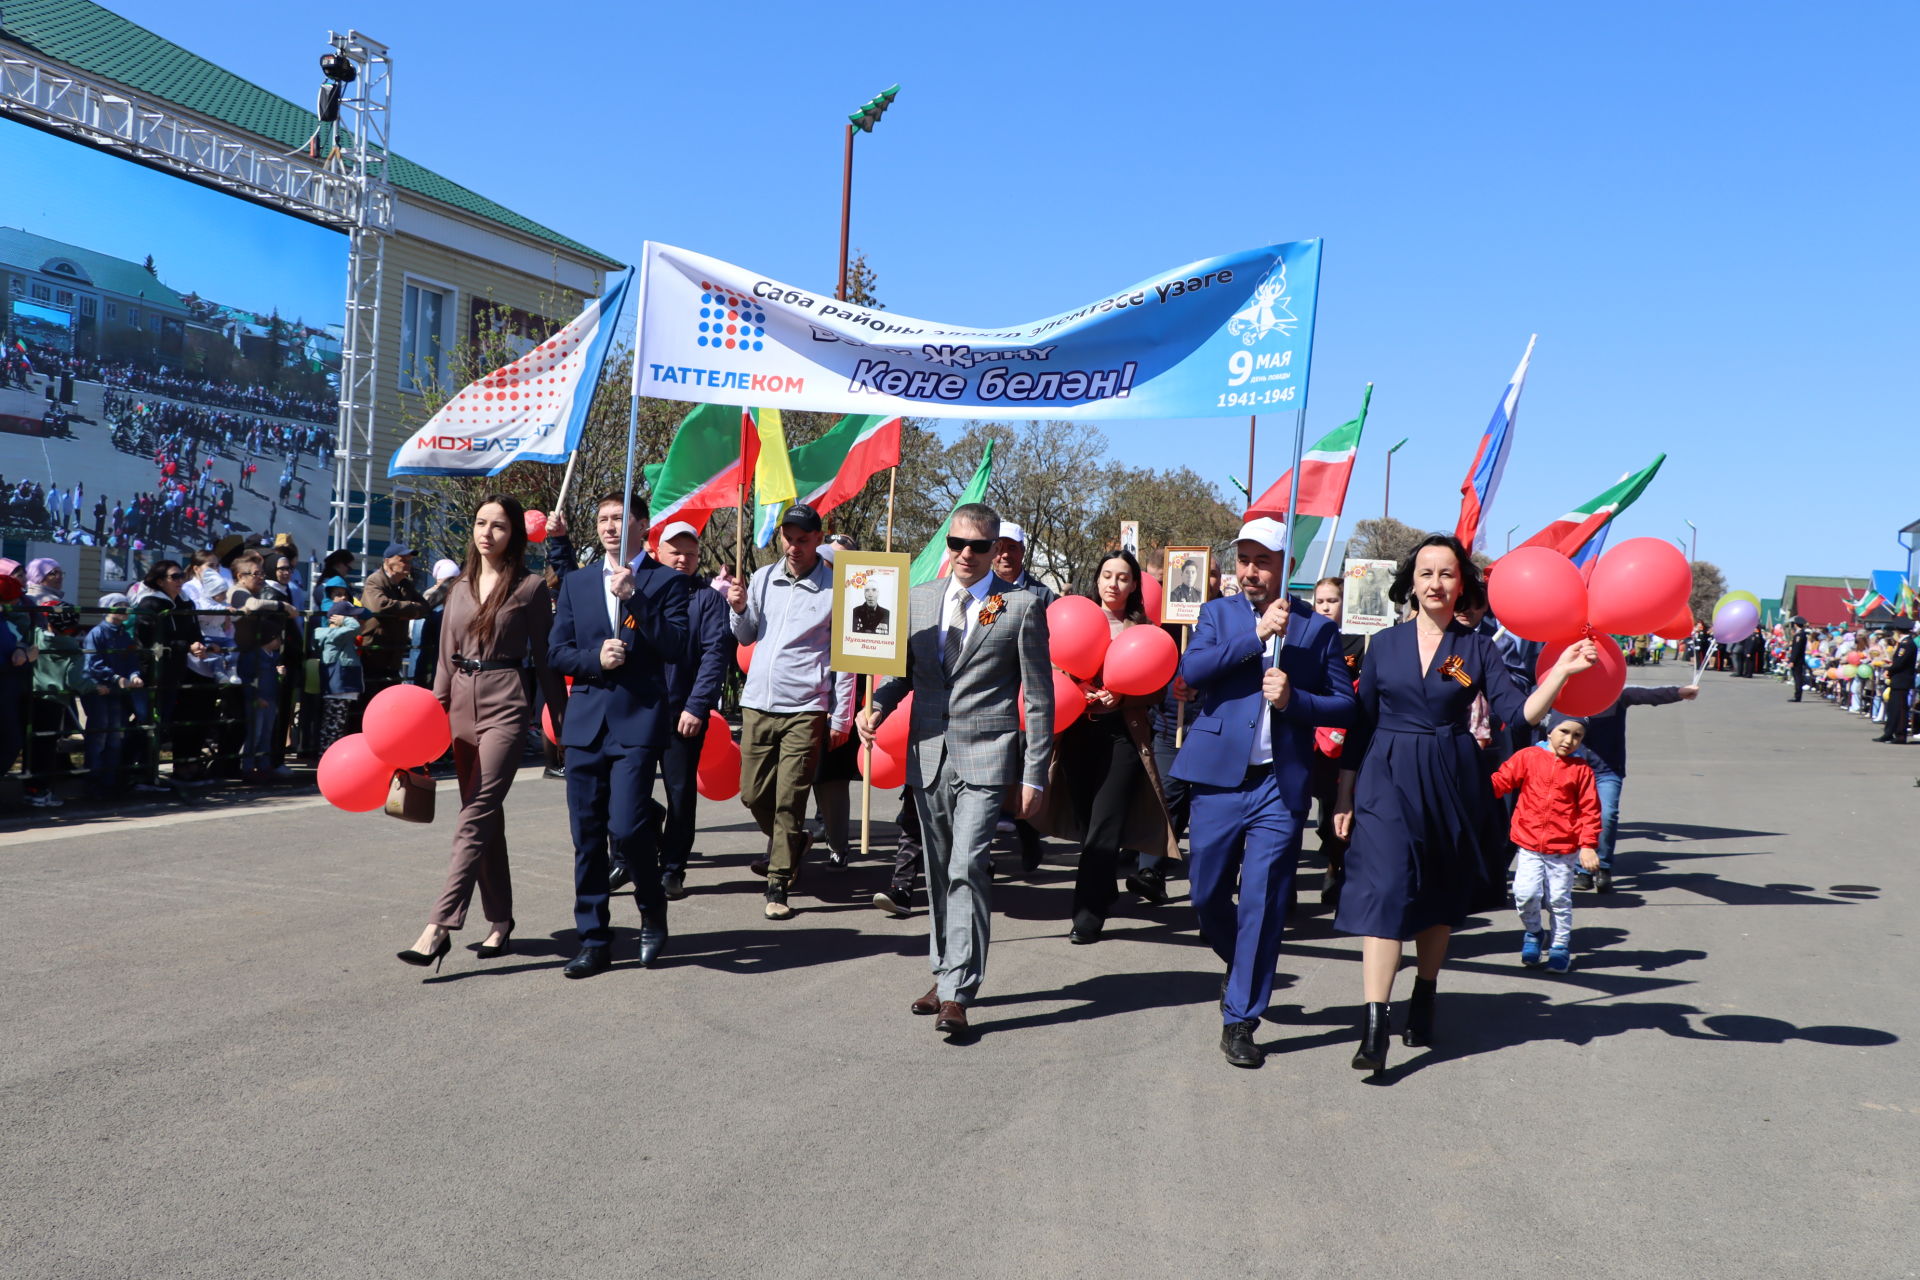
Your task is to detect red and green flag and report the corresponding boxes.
[642,402,757,537]
[911,440,996,586]
[790,413,902,517]
[1514,454,1666,565]
[1244,383,1370,560]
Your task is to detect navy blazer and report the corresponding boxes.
[667,579,731,721]
[548,554,693,751]
[1170,593,1356,811]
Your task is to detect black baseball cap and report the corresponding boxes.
[780,503,823,533]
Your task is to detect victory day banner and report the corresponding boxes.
[635,240,1321,421]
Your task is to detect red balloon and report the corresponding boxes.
[542,702,558,745]
[736,642,754,675]
[1653,605,1695,642]
[1019,666,1088,735]
[317,733,395,812]
[706,708,730,741]
[1535,633,1629,717]
[524,510,549,544]
[1140,572,1164,624]
[1102,623,1179,696]
[1587,537,1692,636]
[861,746,907,790]
[1047,595,1111,680]
[696,738,741,800]
[875,691,913,760]
[362,683,452,767]
[1487,547,1590,643]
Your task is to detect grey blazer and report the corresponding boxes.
[872,575,1055,791]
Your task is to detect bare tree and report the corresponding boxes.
[1346,516,1431,564]
[1688,560,1727,623]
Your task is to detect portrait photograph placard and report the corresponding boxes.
[1342,558,1398,635]
[1161,546,1212,625]
[830,550,912,677]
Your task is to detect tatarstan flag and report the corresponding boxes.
[643,402,758,538]
[1244,384,1370,562]
[790,413,902,517]
[911,439,996,586]
[1514,454,1666,563]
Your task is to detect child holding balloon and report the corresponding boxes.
[1491,719,1602,973]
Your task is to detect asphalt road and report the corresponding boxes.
[2,667,1915,1279]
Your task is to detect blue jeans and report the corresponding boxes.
[1593,768,1623,872]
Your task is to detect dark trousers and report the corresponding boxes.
[1791,662,1807,701]
[890,791,923,893]
[644,721,705,874]
[1887,687,1912,743]
[1062,715,1144,921]
[566,733,664,948]
[1187,770,1303,1025]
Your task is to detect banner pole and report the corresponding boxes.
[860,679,873,863]
[619,248,651,567]
[554,447,580,519]
[1315,513,1341,582]
[1175,625,1190,747]
[1277,243,1324,635]
[884,466,897,553]
[1245,414,1256,511]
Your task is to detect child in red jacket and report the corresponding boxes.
[1491,718,1602,973]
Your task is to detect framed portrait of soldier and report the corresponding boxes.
[1342,557,1397,635]
[1161,546,1211,625]
[830,550,911,677]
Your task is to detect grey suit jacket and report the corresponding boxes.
[872,575,1054,791]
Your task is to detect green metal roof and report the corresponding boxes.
[0,0,620,267]
[0,224,190,307]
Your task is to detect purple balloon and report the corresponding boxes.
[1711,599,1759,643]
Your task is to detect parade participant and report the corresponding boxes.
[993,522,1055,873]
[1037,549,1178,945]
[1788,620,1810,702]
[1491,719,1601,974]
[1308,575,1366,909]
[548,490,691,977]
[1332,535,1596,1074]
[1171,520,1354,1068]
[1568,684,1696,891]
[399,495,568,971]
[728,503,854,919]
[1876,627,1915,745]
[624,520,729,901]
[858,503,1053,1038]
[1134,554,1223,907]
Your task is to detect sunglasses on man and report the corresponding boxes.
[946,535,994,555]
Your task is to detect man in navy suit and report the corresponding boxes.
[1172,518,1356,1067]
[547,490,693,977]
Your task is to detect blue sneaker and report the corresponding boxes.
[1520,931,1545,966]
[1546,945,1572,974]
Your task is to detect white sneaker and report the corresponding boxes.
[25,792,60,808]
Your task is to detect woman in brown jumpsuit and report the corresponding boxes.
[398,494,567,969]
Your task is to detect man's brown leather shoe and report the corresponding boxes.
[935,1001,969,1035]
[911,985,940,1016]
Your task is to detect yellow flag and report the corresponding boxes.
[752,408,797,545]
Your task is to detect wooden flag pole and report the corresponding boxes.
[1175,624,1191,747]
[861,466,899,864]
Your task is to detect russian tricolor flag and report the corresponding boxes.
[1453,334,1536,553]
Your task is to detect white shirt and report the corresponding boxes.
[1250,629,1278,767]
[601,554,626,634]
[937,575,994,664]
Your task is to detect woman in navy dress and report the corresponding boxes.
[1332,535,1595,1073]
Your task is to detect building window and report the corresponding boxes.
[6,277,20,297]
[55,289,75,308]
[149,314,160,333]
[31,281,51,301]
[401,279,452,392]
[128,306,141,328]
[106,301,118,322]
[78,296,96,318]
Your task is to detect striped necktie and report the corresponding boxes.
[944,585,970,677]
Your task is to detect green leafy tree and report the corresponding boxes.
[1345,516,1431,565]
[1688,560,1727,623]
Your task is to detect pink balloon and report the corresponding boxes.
[1102,624,1179,696]
[1535,634,1629,717]
[1487,547,1590,643]
[875,691,914,760]
[1047,595,1110,680]
[736,642,754,675]
[861,746,907,790]
[524,510,549,544]
[1019,667,1088,735]
[1141,572,1164,624]
[362,683,452,767]
[317,733,395,812]
[1587,537,1692,636]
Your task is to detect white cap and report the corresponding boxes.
[998,522,1025,545]
[658,520,700,545]
[819,543,837,564]
[1235,517,1287,553]
[432,558,461,582]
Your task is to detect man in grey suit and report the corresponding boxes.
[860,503,1054,1038]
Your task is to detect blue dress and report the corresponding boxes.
[1333,620,1530,940]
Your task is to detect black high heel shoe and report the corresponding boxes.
[1351,1001,1391,1073]
[1402,977,1436,1047]
[397,932,452,972]
[474,919,516,959]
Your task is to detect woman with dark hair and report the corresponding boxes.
[1331,534,1596,1072]
[1039,548,1179,944]
[398,494,567,970]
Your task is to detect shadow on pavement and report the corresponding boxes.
[968,968,1224,1038]
[1616,820,1781,842]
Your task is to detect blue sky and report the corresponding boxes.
[1,120,343,324]
[67,1,1920,593]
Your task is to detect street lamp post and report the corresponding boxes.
[1685,519,1697,563]
[838,84,899,302]
[1505,524,1520,553]
[1383,437,1408,520]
